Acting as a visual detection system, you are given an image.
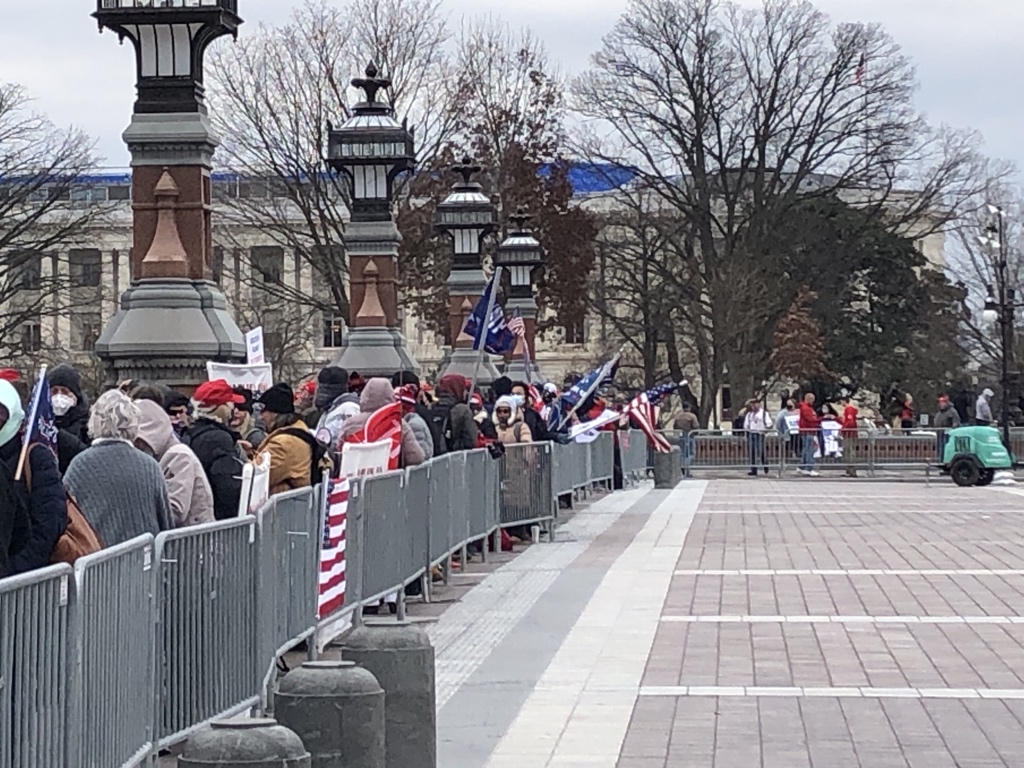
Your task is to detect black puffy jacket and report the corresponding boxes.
[3,439,67,575]
[184,419,242,520]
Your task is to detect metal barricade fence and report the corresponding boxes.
[499,442,554,527]
[405,463,431,588]
[589,432,615,486]
[465,449,492,545]
[153,517,259,748]
[550,440,573,496]
[255,487,320,687]
[619,430,647,481]
[359,471,408,603]
[0,564,73,768]
[73,536,155,768]
[446,451,470,556]
[428,455,453,566]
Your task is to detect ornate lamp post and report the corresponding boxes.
[434,156,501,382]
[92,0,246,387]
[495,207,544,381]
[979,205,1019,449]
[326,63,418,375]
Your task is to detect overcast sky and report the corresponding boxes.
[3,0,1022,174]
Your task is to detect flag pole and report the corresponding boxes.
[466,267,502,404]
[15,364,46,482]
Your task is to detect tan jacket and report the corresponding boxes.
[495,419,533,445]
[257,420,313,495]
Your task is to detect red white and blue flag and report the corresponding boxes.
[317,477,348,618]
[625,382,677,453]
[344,401,403,470]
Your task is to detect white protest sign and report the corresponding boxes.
[206,361,273,393]
[570,409,619,443]
[245,327,265,365]
[339,439,392,479]
[238,451,271,516]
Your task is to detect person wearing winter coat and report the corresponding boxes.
[64,389,170,548]
[184,379,245,520]
[976,388,995,426]
[0,380,63,576]
[493,395,533,445]
[393,371,442,455]
[48,362,91,474]
[306,366,349,430]
[135,400,215,529]
[429,375,478,453]
[255,383,317,495]
[934,395,962,461]
[314,367,361,448]
[797,392,821,476]
[339,379,425,468]
[228,387,267,453]
[511,381,548,443]
[396,385,434,461]
[470,393,497,442]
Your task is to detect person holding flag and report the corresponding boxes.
[2,371,70,575]
[339,378,425,468]
[462,268,518,398]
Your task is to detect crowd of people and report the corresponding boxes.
[671,387,1000,478]
[0,362,581,579]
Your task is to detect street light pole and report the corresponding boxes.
[984,205,1012,451]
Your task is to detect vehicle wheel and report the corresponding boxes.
[950,457,980,487]
[977,469,995,486]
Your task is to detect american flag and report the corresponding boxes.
[317,477,348,618]
[508,314,525,337]
[625,382,677,453]
[346,401,404,470]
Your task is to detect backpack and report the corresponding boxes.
[281,427,332,486]
[24,444,103,566]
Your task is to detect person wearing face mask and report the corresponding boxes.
[183,380,245,520]
[511,381,548,443]
[49,363,91,474]
[539,383,558,422]
[0,380,64,576]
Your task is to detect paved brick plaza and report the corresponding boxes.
[433,480,1024,767]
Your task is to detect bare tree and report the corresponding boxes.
[0,83,100,359]
[571,0,1000,412]
[208,0,459,322]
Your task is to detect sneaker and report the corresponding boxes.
[748,470,757,477]
[796,469,809,476]
[809,471,821,477]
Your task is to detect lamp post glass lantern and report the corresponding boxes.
[327,62,415,223]
[94,0,241,113]
[434,156,498,269]
[494,207,543,299]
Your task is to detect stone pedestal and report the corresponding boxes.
[341,622,436,768]
[333,222,418,376]
[96,111,245,387]
[653,446,683,489]
[178,718,310,768]
[276,661,385,768]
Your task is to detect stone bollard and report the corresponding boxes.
[275,660,385,768]
[341,622,436,768]
[653,445,683,488]
[178,717,310,768]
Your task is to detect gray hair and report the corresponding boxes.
[88,389,140,441]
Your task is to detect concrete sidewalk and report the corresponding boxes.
[434,479,1024,767]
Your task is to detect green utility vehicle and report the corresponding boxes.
[941,426,1012,487]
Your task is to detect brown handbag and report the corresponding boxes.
[24,444,104,565]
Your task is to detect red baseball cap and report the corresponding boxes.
[194,379,246,407]
[0,369,20,382]
[395,384,418,406]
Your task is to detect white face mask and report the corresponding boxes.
[512,394,525,408]
[52,393,77,417]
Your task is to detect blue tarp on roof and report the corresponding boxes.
[539,163,639,195]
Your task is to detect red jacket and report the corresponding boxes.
[841,405,858,433]
[798,402,820,432]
